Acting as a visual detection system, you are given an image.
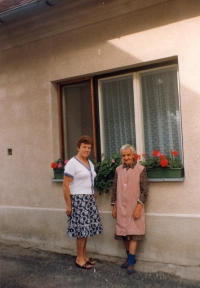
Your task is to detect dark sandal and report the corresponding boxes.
[127,265,136,274]
[121,261,128,269]
[121,257,136,269]
[87,258,96,265]
[75,262,91,269]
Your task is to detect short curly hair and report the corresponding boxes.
[76,135,93,149]
[120,144,136,154]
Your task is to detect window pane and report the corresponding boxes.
[62,81,93,160]
[141,68,182,157]
[100,76,136,156]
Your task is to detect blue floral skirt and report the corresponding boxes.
[67,194,103,238]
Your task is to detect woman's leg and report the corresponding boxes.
[76,237,91,268]
[83,237,87,260]
[121,240,130,268]
[127,240,137,274]
[129,240,137,255]
[123,240,130,252]
[82,237,95,265]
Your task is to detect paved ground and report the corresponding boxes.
[1,243,200,288]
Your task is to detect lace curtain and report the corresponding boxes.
[100,68,182,159]
[101,76,136,157]
[141,68,182,157]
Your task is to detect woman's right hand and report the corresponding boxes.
[63,175,73,216]
[66,205,72,216]
[112,205,117,219]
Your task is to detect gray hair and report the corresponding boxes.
[120,144,136,154]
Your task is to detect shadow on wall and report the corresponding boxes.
[1,0,199,82]
[1,0,200,51]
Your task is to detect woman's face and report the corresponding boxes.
[77,143,92,158]
[121,149,135,166]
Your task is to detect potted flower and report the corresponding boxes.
[51,158,68,179]
[139,150,184,178]
[94,153,122,194]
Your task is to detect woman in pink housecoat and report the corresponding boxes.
[111,144,148,274]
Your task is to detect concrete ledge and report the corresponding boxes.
[148,178,185,182]
[1,206,200,281]
[51,178,185,183]
[1,238,200,282]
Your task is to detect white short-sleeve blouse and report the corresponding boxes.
[64,157,96,195]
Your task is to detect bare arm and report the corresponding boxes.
[63,175,73,216]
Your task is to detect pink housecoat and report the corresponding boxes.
[116,164,145,236]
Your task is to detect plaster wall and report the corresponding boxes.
[0,0,200,280]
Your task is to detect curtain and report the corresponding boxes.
[141,68,182,158]
[101,76,136,157]
[62,82,93,160]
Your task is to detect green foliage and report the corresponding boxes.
[139,150,183,169]
[139,156,160,168]
[166,156,182,168]
[94,153,122,194]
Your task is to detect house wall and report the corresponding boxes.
[0,0,200,281]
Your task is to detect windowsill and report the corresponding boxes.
[51,178,185,183]
[148,177,185,182]
[51,179,63,182]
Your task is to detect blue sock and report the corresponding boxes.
[128,253,135,266]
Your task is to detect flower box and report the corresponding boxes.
[51,158,68,180]
[53,170,64,179]
[147,167,184,178]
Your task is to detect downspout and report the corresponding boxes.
[0,0,62,23]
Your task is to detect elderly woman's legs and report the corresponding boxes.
[76,237,91,269]
[123,239,137,255]
[123,240,130,252]
[129,240,137,254]
[121,240,137,273]
[127,240,137,274]
[121,240,130,268]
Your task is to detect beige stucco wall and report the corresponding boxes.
[1,0,200,281]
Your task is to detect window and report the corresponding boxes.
[59,63,183,161]
[60,79,96,161]
[140,67,182,158]
[98,75,136,156]
[98,65,182,159]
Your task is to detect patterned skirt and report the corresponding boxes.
[67,194,103,238]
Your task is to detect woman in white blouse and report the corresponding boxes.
[63,135,103,269]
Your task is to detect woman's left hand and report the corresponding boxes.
[133,203,143,220]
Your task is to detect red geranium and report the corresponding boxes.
[159,154,165,159]
[152,150,160,157]
[139,149,182,169]
[160,158,168,167]
[51,158,68,170]
[171,150,179,156]
[134,153,141,162]
[51,162,57,169]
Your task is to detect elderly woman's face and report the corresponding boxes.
[121,149,135,166]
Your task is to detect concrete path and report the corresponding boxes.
[1,243,200,288]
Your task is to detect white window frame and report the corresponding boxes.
[98,64,182,159]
